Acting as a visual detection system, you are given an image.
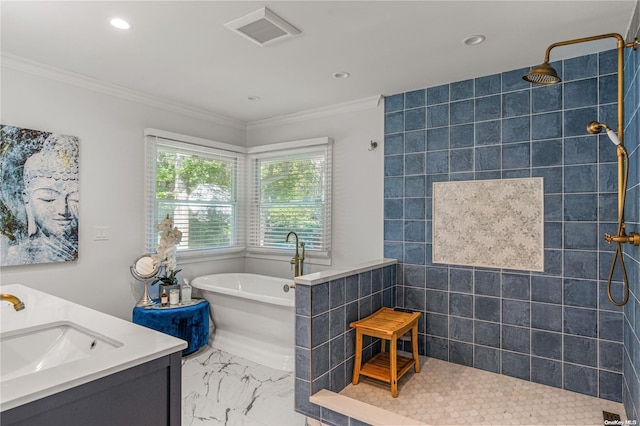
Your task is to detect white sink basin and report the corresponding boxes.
[1,322,122,382]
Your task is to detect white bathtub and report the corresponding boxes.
[191,273,295,371]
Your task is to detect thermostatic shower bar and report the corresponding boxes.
[524,33,639,306]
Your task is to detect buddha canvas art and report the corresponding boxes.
[0,125,79,266]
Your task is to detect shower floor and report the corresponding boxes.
[340,355,627,425]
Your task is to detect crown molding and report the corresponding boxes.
[1,52,246,130]
[247,95,383,130]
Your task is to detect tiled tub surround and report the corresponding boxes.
[384,49,633,410]
[622,38,640,422]
[294,259,398,426]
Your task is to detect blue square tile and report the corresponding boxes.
[531,329,562,359]
[502,351,530,381]
[384,94,404,113]
[426,150,449,174]
[296,284,312,316]
[502,116,530,143]
[426,336,449,360]
[450,100,474,125]
[345,275,359,303]
[329,335,344,370]
[564,278,597,308]
[599,162,618,192]
[564,54,597,81]
[564,107,598,137]
[296,347,310,380]
[564,334,597,367]
[450,268,473,293]
[384,220,402,241]
[598,193,618,222]
[450,293,473,318]
[295,378,319,417]
[426,266,448,290]
[405,198,425,220]
[426,312,448,337]
[404,220,425,242]
[427,84,449,105]
[599,371,623,402]
[599,74,618,104]
[404,152,425,175]
[531,275,562,304]
[474,346,500,373]
[404,287,425,312]
[384,177,403,198]
[384,133,403,155]
[564,194,598,221]
[563,249,598,279]
[503,68,530,91]
[544,194,563,220]
[449,340,473,367]
[502,273,530,300]
[503,90,530,118]
[345,303,358,329]
[502,169,529,179]
[599,310,623,342]
[475,121,501,146]
[475,145,501,171]
[405,89,426,108]
[425,289,447,314]
[533,166,563,193]
[531,139,562,166]
[599,340,623,371]
[404,242,425,265]
[475,270,500,296]
[475,74,501,96]
[532,84,562,113]
[502,299,530,327]
[450,124,475,148]
[451,79,474,101]
[329,307,345,339]
[475,296,500,322]
[312,312,330,347]
[542,249,563,276]
[564,363,597,397]
[427,127,449,151]
[383,242,403,261]
[405,130,425,153]
[475,95,501,121]
[427,104,449,128]
[531,302,562,332]
[312,282,330,316]
[544,222,562,248]
[296,315,311,348]
[385,112,404,134]
[599,49,617,75]
[329,278,346,309]
[450,148,474,173]
[449,316,473,343]
[474,320,501,348]
[358,296,372,319]
[502,325,530,354]
[359,271,372,297]
[502,142,530,169]
[311,342,330,380]
[564,165,597,193]
[531,112,562,140]
[564,306,597,337]
[405,107,426,131]
[564,135,597,165]
[531,357,562,388]
[564,79,598,109]
[384,155,404,176]
[384,199,403,219]
[405,176,425,197]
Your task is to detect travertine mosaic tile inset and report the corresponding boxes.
[341,356,626,425]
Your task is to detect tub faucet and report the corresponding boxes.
[285,232,305,277]
[1,294,25,311]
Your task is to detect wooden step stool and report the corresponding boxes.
[350,307,421,397]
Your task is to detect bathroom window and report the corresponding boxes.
[145,131,245,256]
[247,138,332,256]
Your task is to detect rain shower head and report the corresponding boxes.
[586,121,622,146]
[522,62,561,84]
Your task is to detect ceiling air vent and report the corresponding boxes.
[225,7,301,47]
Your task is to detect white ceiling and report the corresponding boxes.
[1,1,637,124]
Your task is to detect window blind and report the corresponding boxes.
[145,135,245,255]
[247,142,332,255]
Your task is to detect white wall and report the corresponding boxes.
[245,99,385,278]
[0,64,385,319]
[0,66,246,319]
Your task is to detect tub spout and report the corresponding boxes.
[1,293,25,311]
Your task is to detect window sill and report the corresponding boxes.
[245,249,332,266]
[176,247,246,264]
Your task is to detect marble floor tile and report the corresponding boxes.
[182,346,306,426]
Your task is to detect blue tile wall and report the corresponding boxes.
[622,33,640,423]
[294,264,396,425]
[384,49,632,408]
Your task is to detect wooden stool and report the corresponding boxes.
[350,307,421,397]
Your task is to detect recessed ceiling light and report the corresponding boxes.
[248,96,261,101]
[463,35,485,46]
[110,18,131,30]
[333,72,350,79]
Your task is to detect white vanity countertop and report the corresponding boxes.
[0,283,187,412]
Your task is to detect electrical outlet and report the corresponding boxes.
[94,226,109,241]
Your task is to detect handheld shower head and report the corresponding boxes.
[586,121,621,146]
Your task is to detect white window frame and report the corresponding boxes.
[144,129,246,259]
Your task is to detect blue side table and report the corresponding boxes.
[132,300,209,356]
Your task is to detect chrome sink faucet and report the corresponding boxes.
[1,293,25,311]
[285,231,305,277]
